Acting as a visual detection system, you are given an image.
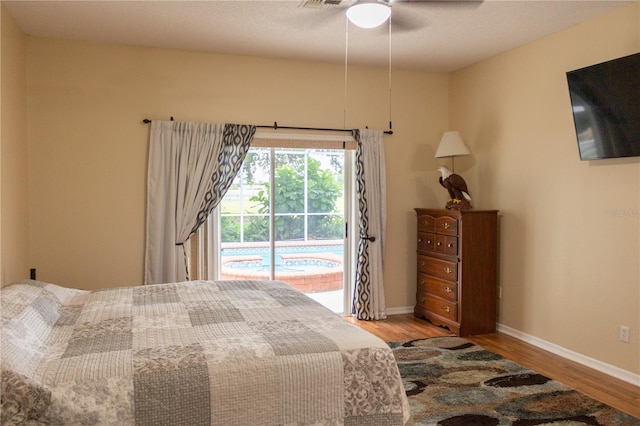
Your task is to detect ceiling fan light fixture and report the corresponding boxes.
[346,2,391,29]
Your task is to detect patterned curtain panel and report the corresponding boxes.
[145,121,255,284]
[351,129,387,320]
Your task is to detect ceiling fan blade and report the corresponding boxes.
[390,12,426,33]
[389,0,484,33]
[392,0,482,5]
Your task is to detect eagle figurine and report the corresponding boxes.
[438,166,472,210]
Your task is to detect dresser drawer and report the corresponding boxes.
[417,255,457,282]
[434,235,457,256]
[416,289,428,310]
[417,214,436,233]
[417,273,457,302]
[417,232,435,252]
[425,294,458,322]
[435,216,458,236]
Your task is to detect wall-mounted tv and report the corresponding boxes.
[566,52,640,161]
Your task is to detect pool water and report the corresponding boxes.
[221,244,344,271]
[224,257,340,273]
[222,244,343,257]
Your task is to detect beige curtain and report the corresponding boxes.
[144,121,255,284]
[351,129,387,320]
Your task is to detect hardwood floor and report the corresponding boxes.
[345,313,640,419]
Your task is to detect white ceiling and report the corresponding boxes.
[3,0,632,72]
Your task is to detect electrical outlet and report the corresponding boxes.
[619,326,630,343]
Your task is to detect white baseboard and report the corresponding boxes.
[386,306,414,316]
[497,323,640,388]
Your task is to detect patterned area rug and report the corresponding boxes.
[390,337,640,426]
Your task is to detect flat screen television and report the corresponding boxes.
[566,52,640,160]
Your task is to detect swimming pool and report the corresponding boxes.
[222,243,343,258]
[220,243,344,293]
[224,257,340,273]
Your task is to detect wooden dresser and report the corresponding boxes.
[414,208,499,336]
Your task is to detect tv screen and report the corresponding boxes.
[566,52,640,160]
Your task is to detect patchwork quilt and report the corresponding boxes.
[1,280,409,425]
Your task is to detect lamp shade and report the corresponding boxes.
[346,3,391,29]
[435,131,471,158]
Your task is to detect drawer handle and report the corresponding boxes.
[423,220,430,226]
[418,238,422,243]
[427,240,432,244]
[444,267,452,274]
[420,279,425,285]
[447,243,453,248]
[444,286,452,293]
[420,297,425,303]
[421,261,425,267]
[443,306,451,313]
[436,242,442,246]
[442,223,450,229]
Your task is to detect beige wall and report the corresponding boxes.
[25,37,449,310]
[450,3,639,374]
[1,4,29,287]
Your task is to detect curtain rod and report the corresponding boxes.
[142,119,393,135]
[256,122,393,135]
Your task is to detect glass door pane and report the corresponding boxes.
[218,146,347,314]
[219,148,271,280]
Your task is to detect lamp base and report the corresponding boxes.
[445,199,473,210]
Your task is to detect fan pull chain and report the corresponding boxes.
[388,13,392,132]
[344,17,349,139]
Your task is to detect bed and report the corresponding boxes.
[0,279,409,425]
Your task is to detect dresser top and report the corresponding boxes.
[415,208,499,214]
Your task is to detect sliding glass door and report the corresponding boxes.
[213,146,352,313]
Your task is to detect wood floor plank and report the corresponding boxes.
[344,313,452,342]
[346,313,640,419]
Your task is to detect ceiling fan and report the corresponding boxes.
[299,0,481,32]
